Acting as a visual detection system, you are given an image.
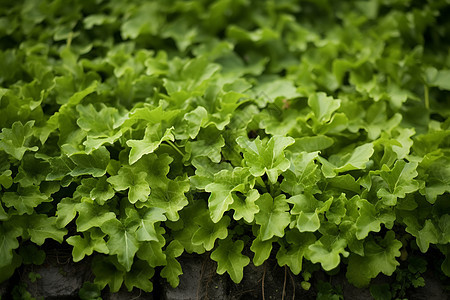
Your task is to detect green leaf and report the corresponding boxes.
[160,240,184,288]
[101,218,140,272]
[185,126,225,163]
[92,256,125,293]
[108,167,150,204]
[250,234,275,266]
[255,193,290,240]
[230,189,260,222]
[190,157,232,189]
[404,218,440,253]
[56,197,81,228]
[0,223,21,268]
[419,155,450,204]
[14,154,50,187]
[252,78,299,106]
[290,136,334,153]
[135,208,167,242]
[326,194,347,225]
[377,160,419,205]
[370,284,392,300]
[46,155,76,181]
[124,259,155,292]
[319,143,374,177]
[26,215,68,245]
[126,123,174,165]
[2,186,51,215]
[147,177,189,222]
[192,213,230,251]
[307,235,349,271]
[308,92,341,123]
[288,193,326,232]
[90,176,115,205]
[0,170,13,190]
[67,231,109,262]
[276,230,316,275]
[281,151,321,195]
[424,67,450,90]
[76,201,116,232]
[205,167,251,223]
[76,104,124,153]
[237,135,294,184]
[120,3,162,39]
[0,202,9,221]
[68,146,110,178]
[346,231,402,287]
[78,282,102,300]
[0,120,38,160]
[211,238,250,283]
[174,106,208,140]
[136,226,167,268]
[355,199,396,240]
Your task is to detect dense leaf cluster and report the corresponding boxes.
[0,0,449,295]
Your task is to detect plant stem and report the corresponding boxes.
[166,140,184,157]
[424,84,430,109]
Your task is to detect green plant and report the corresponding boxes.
[0,0,449,296]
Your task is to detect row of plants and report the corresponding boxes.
[0,0,449,298]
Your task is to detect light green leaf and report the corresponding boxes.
[76,201,116,232]
[237,135,294,184]
[135,208,167,242]
[355,199,396,239]
[92,256,125,293]
[0,223,21,268]
[211,238,250,283]
[205,167,250,223]
[102,218,140,272]
[121,3,162,39]
[190,157,232,190]
[55,197,81,228]
[69,146,110,177]
[124,259,155,292]
[255,193,290,240]
[2,186,51,215]
[108,168,150,204]
[136,226,167,268]
[377,160,419,205]
[290,136,334,153]
[250,234,275,266]
[147,178,189,222]
[318,143,374,177]
[192,214,230,251]
[425,67,450,90]
[230,189,260,222]
[160,240,184,288]
[276,230,316,275]
[308,92,341,123]
[67,231,109,262]
[288,193,324,232]
[27,215,68,245]
[126,123,174,165]
[281,151,321,195]
[185,126,225,163]
[307,235,349,271]
[404,218,440,253]
[346,231,402,287]
[0,120,38,160]
[90,176,115,205]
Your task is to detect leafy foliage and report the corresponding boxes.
[0,0,449,296]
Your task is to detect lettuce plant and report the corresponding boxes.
[0,0,449,295]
